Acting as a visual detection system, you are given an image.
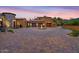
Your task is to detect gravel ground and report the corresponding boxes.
[0,27,79,53]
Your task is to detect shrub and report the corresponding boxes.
[8,29,14,33]
[0,28,6,32]
[1,29,6,32]
[68,30,79,37]
[27,26,31,28]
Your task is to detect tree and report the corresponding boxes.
[53,17,64,26]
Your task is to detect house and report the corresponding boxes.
[28,16,56,27]
[0,12,16,29]
[13,18,27,28]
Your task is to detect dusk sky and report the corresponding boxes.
[0,6,79,20]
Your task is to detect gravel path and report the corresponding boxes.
[0,27,79,53]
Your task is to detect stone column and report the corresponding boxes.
[12,20,16,28]
[36,23,38,27]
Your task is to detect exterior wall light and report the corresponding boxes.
[0,19,2,21]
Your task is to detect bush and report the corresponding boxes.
[27,26,31,28]
[1,29,6,32]
[8,29,14,33]
[0,28,6,32]
[71,21,79,25]
[68,30,79,37]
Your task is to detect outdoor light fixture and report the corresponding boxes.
[13,20,16,22]
[0,19,2,21]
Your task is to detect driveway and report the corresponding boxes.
[0,27,79,53]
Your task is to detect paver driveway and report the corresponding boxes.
[0,27,79,53]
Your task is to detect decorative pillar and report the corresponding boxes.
[12,20,16,28]
[0,19,2,27]
[36,23,38,27]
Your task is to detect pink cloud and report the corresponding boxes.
[0,7,79,20]
[46,10,79,19]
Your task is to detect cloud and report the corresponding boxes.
[0,6,79,20]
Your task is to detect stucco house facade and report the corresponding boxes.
[13,18,27,28]
[27,16,57,27]
[0,12,16,29]
[0,13,58,30]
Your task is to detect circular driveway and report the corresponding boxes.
[0,27,79,53]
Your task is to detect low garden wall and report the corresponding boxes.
[63,25,79,31]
